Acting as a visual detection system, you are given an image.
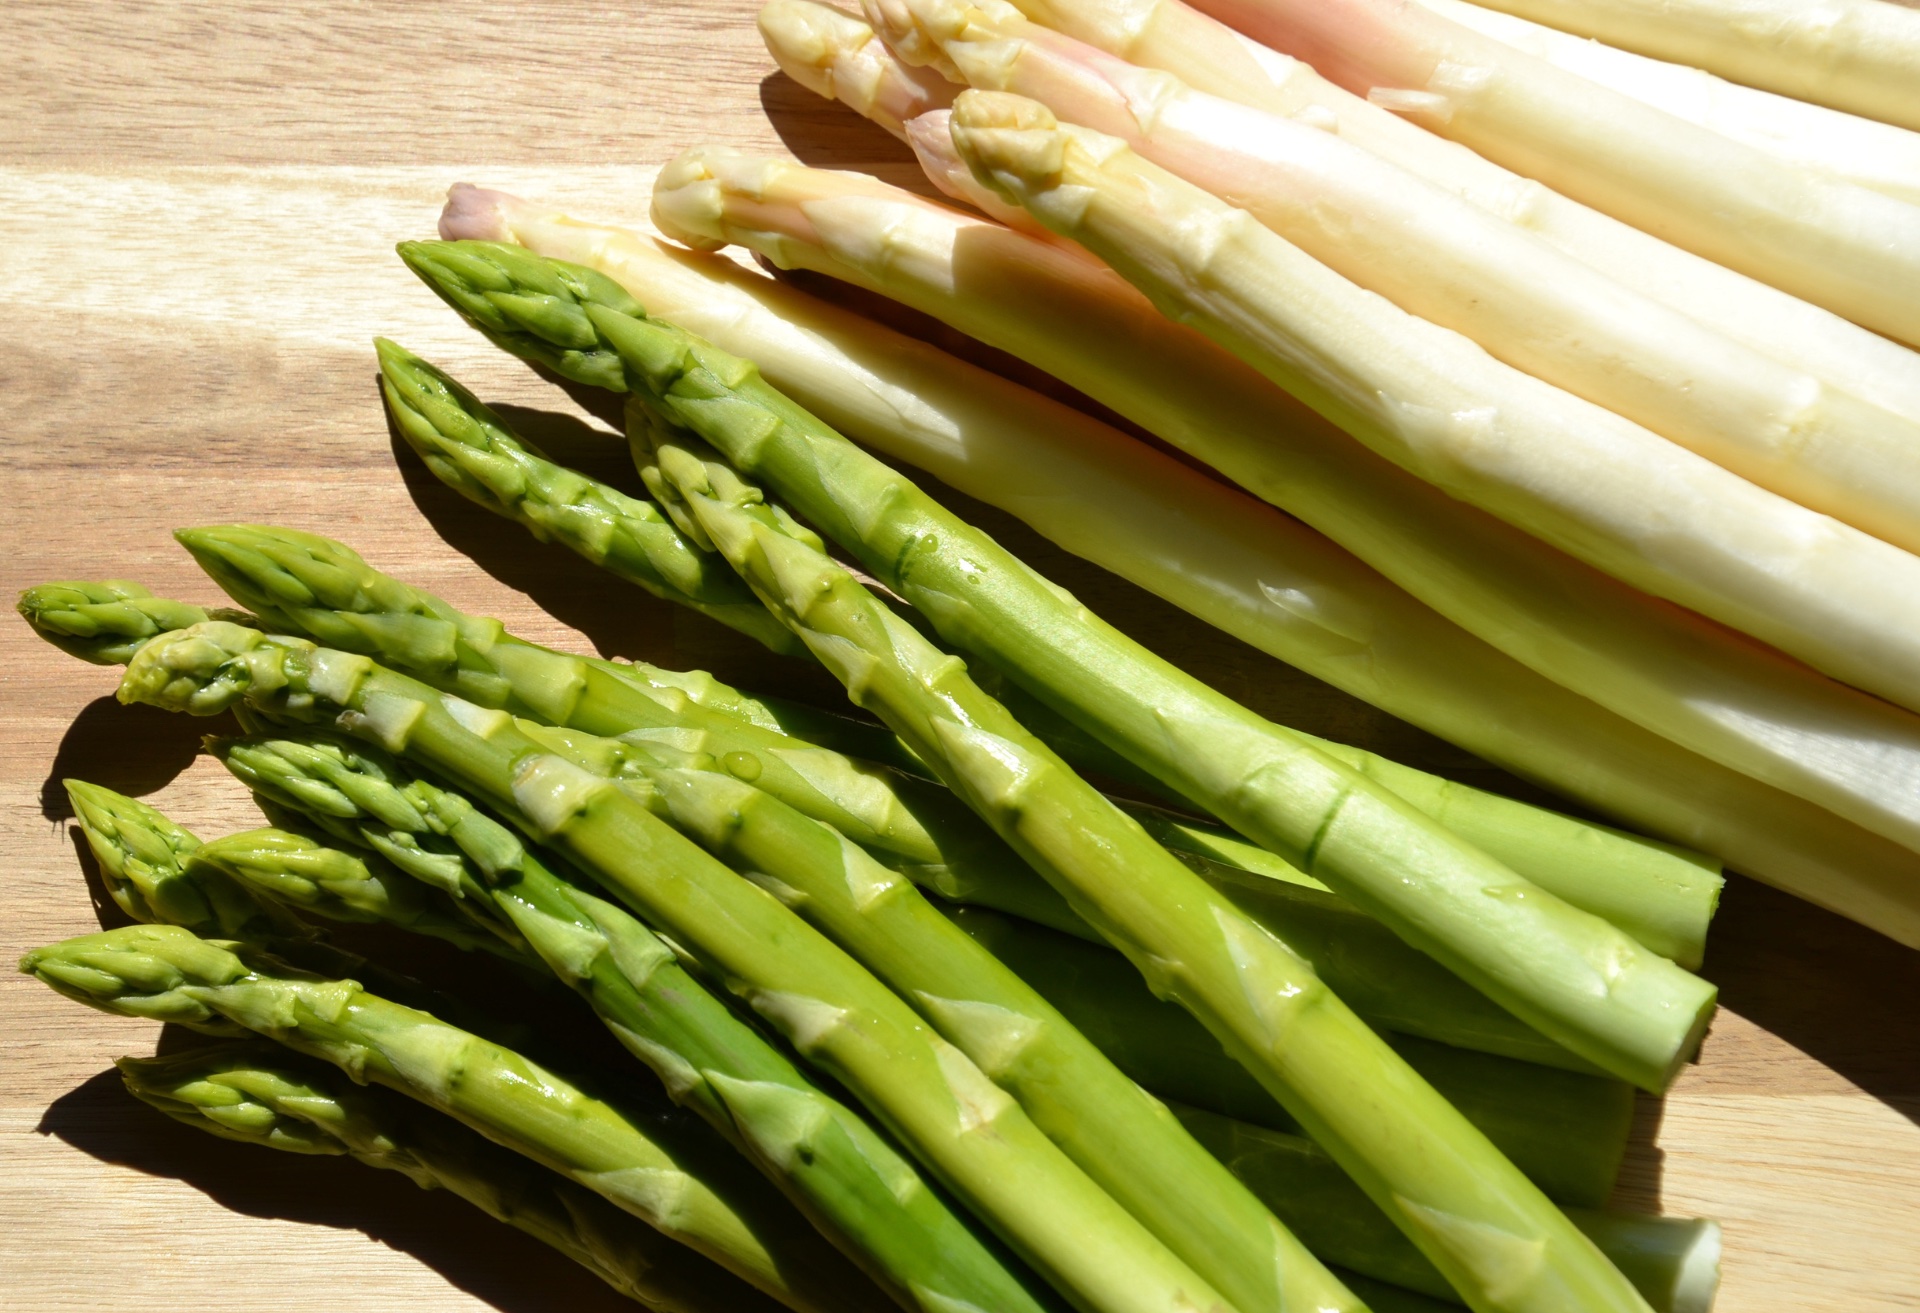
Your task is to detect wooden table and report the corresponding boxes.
[1,4,1915,1310]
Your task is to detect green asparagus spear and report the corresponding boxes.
[484,718,1360,1312]
[171,528,1042,909]
[190,827,530,961]
[397,239,1717,1096]
[18,581,241,666]
[21,922,869,1312]
[208,732,1061,1313]
[118,623,1242,1313]
[1176,1108,1722,1313]
[65,779,292,940]
[636,430,1652,1313]
[119,1042,785,1313]
[944,905,1630,1206]
[373,335,1721,966]
[374,336,801,656]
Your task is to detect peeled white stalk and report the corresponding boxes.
[868,0,1920,554]
[447,182,1920,948]
[1461,0,1920,131]
[992,0,1920,424]
[1423,0,1920,205]
[645,148,1920,865]
[1178,0,1920,344]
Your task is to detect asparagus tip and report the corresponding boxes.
[439,183,518,243]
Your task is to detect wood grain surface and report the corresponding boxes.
[1,4,1916,1311]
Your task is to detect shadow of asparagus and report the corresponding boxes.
[36,1063,633,1313]
[38,697,226,823]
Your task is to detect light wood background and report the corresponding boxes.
[1,4,1916,1311]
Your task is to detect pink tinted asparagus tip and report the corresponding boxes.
[904,109,1052,237]
[439,183,527,242]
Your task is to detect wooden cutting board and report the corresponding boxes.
[1,4,1915,1310]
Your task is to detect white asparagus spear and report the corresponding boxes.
[992,0,1920,424]
[869,0,1920,553]
[448,181,1920,947]
[1422,0,1920,205]
[939,91,1920,710]
[1177,0,1920,345]
[1460,0,1920,132]
[647,147,1920,860]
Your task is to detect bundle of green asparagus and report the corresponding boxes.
[20,225,1738,1311]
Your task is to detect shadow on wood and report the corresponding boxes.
[1609,1092,1669,1214]
[1704,875,1920,1125]
[35,1066,633,1313]
[756,70,925,187]
[39,697,228,822]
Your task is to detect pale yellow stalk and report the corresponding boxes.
[1423,0,1920,205]
[1462,0,1920,131]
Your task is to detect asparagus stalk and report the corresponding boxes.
[19,922,862,1312]
[992,0,1920,423]
[118,623,1243,1313]
[205,733,1070,1313]
[403,237,1716,1095]
[945,905,1630,1205]
[1459,0,1920,132]
[1421,0,1920,206]
[643,149,1920,875]
[1176,1107,1722,1313]
[875,0,1920,556]
[374,338,801,656]
[118,1043,786,1313]
[1178,0,1920,344]
[376,336,1721,965]
[635,426,1656,1313]
[464,198,1920,958]
[224,730,1357,1313]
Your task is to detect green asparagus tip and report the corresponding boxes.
[19,923,251,1033]
[116,1045,354,1157]
[18,580,214,666]
[397,239,638,394]
[64,780,201,920]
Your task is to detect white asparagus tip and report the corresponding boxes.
[758,0,869,101]
[947,88,1069,202]
[439,183,522,243]
[650,149,739,253]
